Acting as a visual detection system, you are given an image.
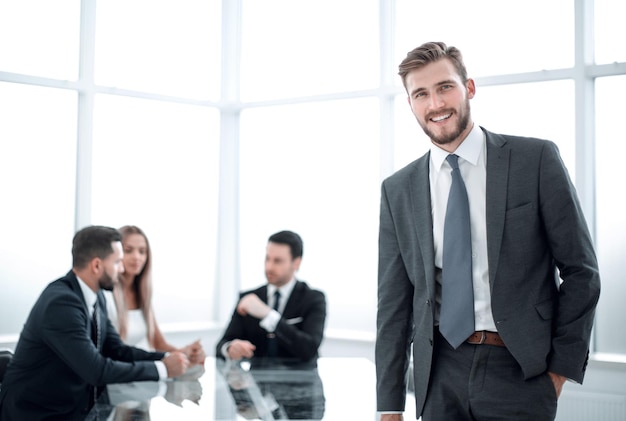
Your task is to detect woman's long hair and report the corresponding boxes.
[113,225,156,349]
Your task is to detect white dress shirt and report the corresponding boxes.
[429,124,496,332]
[260,277,297,332]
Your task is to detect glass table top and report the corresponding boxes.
[86,356,376,420]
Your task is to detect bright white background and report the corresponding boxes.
[0,0,625,359]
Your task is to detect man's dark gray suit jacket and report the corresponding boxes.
[216,280,326,362]
[376,128,601,416]
[0,271,165,420]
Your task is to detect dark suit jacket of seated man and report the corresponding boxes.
[0,226,189,420]
[216,231,326,362]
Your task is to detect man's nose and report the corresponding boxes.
[429,92,445,109]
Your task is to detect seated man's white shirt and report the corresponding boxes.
[260,278,296,332]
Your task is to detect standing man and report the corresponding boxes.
[0,226,189,420]
[376,42,600,421]
[216,230,326,363]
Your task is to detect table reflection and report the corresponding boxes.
[220,358,325,420]
[90,365,205,420]
[86,357,375,421]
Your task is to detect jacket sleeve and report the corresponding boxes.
[538,141,601,382]
[274,288,326,361]
[43,293,162,387]
[376,178,415,411]
[215,302,248,359]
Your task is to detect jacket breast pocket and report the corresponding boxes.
[505,202,534,221]
[285,317,303,325]
[535,298,554,321]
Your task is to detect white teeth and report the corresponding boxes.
[431,114,451,122]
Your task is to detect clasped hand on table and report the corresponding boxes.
[180,339,206,365]
[163,339,206,378]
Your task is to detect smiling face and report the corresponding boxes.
[122,233,148,278]
[405,58,475,152]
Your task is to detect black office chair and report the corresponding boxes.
[0,349,13,384]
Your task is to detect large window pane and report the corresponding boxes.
[595,75,626,354]
[595,0,626,64]
[395,0,573,80]
[91,95,219,325]
[0,82,77,335]
[239,99,380,333]
[0,0,80,79]
[95,0,221,100]
[471,80,576,178]
[240,0,379,101]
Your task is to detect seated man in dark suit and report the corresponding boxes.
[0,225,190,420]
[216,231,326,363]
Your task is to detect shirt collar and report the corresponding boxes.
[268,277,297,299]
[430,123,484,171]
[76,274,98,316]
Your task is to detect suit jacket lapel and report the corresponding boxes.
[410,154,437,297]
[258,287,269,307]
[484,129,509,290]
[281,281,301,318]
[65,271,98,346]
[66,270,92,322]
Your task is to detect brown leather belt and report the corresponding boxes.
[466,331,505,347]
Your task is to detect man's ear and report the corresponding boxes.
[293,257,302,271]
[466,78,476,99]
[89,257,102,275]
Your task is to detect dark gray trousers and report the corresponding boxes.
[421,329,558,421]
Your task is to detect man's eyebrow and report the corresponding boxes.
[409,87,423,96]
[409,79,458,97]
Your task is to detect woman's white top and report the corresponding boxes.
[103,290,152,351]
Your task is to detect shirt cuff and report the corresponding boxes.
[220,341,232,359]
[259,309,281,332]
[155,360,168,380]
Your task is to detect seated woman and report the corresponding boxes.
[105,225,205,365]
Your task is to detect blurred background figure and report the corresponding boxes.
[216,230,326,363]
[105,225,205,365]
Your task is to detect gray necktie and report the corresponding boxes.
[440,154,475,349]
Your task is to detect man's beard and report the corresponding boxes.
[419,99,471,146]
[99,271,116,291]
[266,271,289,286]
